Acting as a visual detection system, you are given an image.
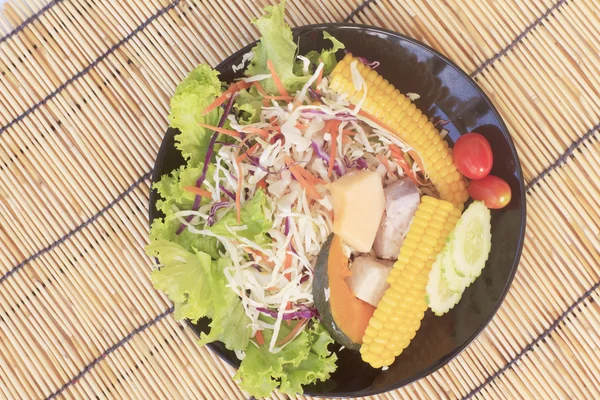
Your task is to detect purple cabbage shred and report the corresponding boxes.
[176,92,237,235]
[308,87,322,101]
[344,155,368,170]
[206,201,230,227]
[310,140,345,176]
[219,185,236,200]
[257,304,320,320]
[356,56,380,69]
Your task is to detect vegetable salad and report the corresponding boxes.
[147,1,509,397]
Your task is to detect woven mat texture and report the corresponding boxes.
[1,0,600,399]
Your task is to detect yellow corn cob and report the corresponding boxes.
[360,196,461,368]
[330,53,469,210]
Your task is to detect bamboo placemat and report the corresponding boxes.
[1,0,599,398]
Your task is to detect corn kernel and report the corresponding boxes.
[329,54,468,209]
[357,196,459,367]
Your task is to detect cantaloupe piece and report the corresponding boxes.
[329,170,386,252]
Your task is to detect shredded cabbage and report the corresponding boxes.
[150,4,432,395]
[184,73,429,348]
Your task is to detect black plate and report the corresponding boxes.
[149,24,526,397]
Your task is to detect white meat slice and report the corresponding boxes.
[347,256,394,307]
[373,178,420,259]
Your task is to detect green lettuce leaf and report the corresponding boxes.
[246,1,309,94]
[168,64,223,165]
[147,241,252,351]
[197,257,252,348]
[280,324,338,394]
[153,165,207,215]
[305,31,345,76]
[150,164,220,258]
[234,322,337,397]
[210,189,271,244]
[149,218,220,259]
[234,88,262,125]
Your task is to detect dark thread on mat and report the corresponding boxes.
[0,172,151,285]
[463,279,600,399]
[46,306,175,400]
[343,0,565,78]
[470,0,567,77]
[0,0,63,45]
[0,0,589,395]
[526,121,600,190]
[0,0,562,137]
[0,0,182,137]
[344,0,379,22]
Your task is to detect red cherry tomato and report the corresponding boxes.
[468,175,512,209]
[453,133,493,179]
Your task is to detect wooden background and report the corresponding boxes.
[1,0,599,398]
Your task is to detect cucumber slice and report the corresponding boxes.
[426,201,493,315]
[451,201,492,280]
[426,246,462,316]
[441,235,473,293]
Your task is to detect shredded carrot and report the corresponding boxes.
[341,135,351,144]
[389,144,404,156]
[284,156,323,200]
[266,60,289,97]
[408,150,426,174]
[235,149,243,223]
[295,123,308,129]
[202,89,233,116]
[377,154,393,175]
[276,319,308,346]
[234,80,253,91]
[342,129,357,136]
[257,177,267,191]
[298,168,326,185]
[182,186,213,199]
[201,81,252,116]
[391,152,420,186]
[238,131,264,148]
[253,81,269,96]
[255,330,265,346]
[238,143,260,163]
[327,120,341,177]
[283,254,292,281]
[269,116,277,124]
[240,127,270,139]
[246,247,275,268]
[389,145,424,184]
[283,299,293,326]
[197,122,241,138]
